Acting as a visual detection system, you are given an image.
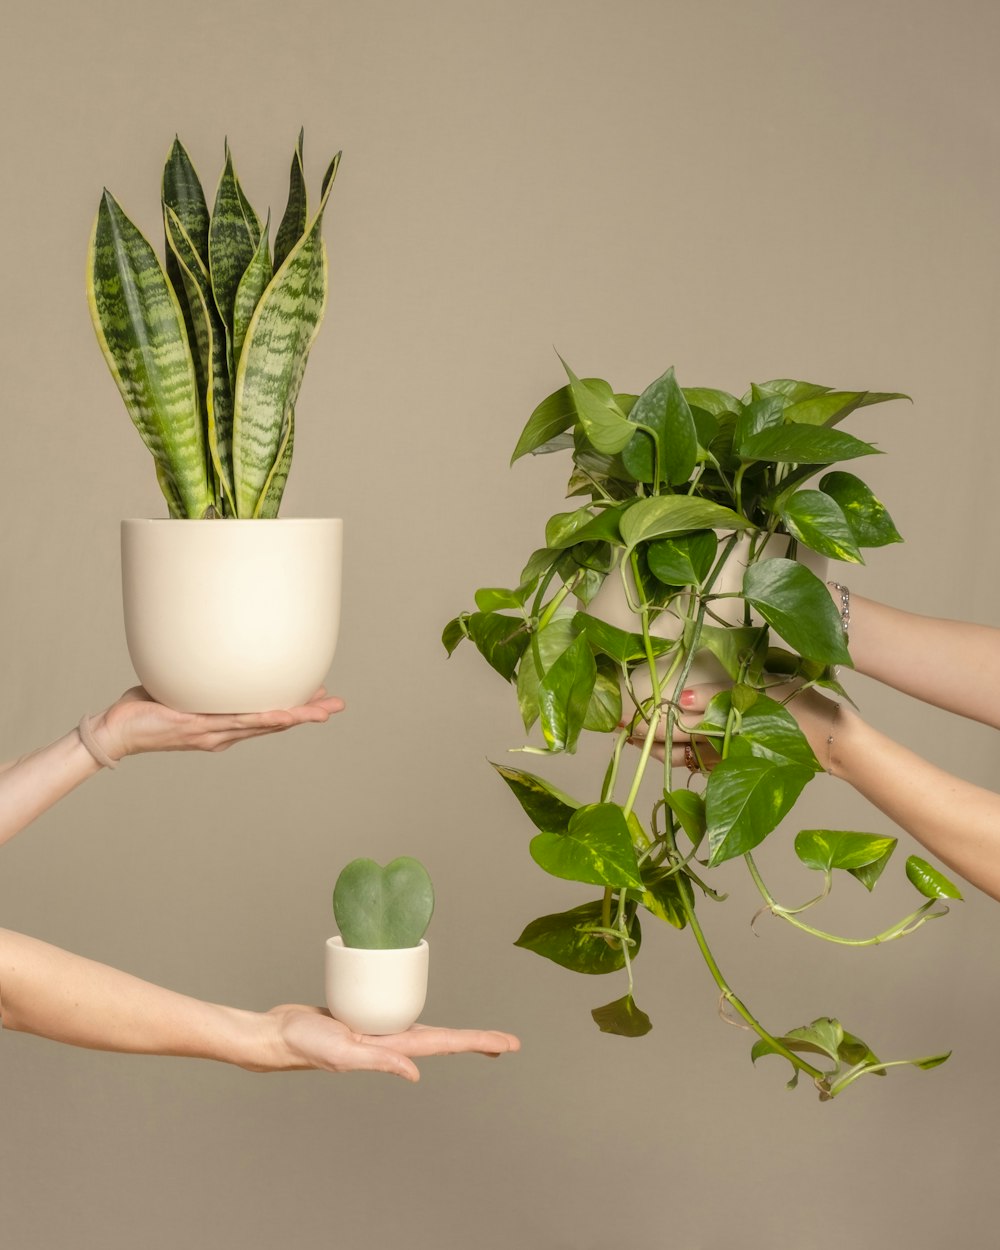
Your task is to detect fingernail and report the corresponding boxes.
[680,689,695,708]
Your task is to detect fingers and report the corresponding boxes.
[366,1025,522,1059]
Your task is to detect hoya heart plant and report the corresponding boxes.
[444,361,961,1101]
[333,857,435,949]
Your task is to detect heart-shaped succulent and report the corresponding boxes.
[333,857,435,949]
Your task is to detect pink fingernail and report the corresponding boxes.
[680,690,695,708]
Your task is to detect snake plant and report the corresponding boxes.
[87,132,340,518]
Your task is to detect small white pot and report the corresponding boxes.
[325,937,429,1036]
[121,518,343,713]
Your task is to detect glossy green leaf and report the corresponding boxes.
[465,612,530,681]
[530,802,644,888]
[740,424,881,465]
[780,490,863,564]
[751,379,832,406]
[647,531,718,586]
[232,151,340,517]
[273,128,308,272]
[819,471,903,547]
[546,505,626,550]
[783,390,909,428]
[573,613,676,665]
[559,358,635,454]
[743,559,852,666]
[698,691,822,771]
[88,191,213,519]
[794,829,898,874]
[620,497,751,548]
[905,856,963,900]
[520,546,561,586]
[583,654,623,732]
[538,632,597,751]
[515,900,639,974]
[333,856,434,949]
[474,585,533,613]
[752,1017,843,1066]
[491,763,580,833]
[664,789,706,848]
[592,994,653,1037]
[621,367,698,485]
[848,844,896,892]
[838,1029,881,1068]
[640,865,692,927]
[694,625,765,681]
[735,394,785,455]
[441,615,467,656]
[705,757,814,864]
[515,613,580,730]
[511,378,614,463]
[682,387,741,416]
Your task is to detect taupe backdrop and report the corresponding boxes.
[2,1,998,1246]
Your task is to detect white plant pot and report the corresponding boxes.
[585,531,827,698]
[121,518,343,713]
[325,937,429,1036]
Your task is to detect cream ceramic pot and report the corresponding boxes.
[325,938,429,1036]
[121,518,342,713]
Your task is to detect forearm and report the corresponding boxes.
[0,929,276,1068]
[831,710,1000,901]
[847,594,1000,728]
[0,729,104,848]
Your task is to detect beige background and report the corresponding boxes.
[2,0,998,1246]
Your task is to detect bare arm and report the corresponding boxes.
[843,594,1000,729]
[0,686,345,849]
[0,929,519,1081]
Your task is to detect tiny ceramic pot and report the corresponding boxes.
[324,937,429,1036]
[121,518,342,713]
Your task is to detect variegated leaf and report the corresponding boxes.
[274,128,307,271]
[232,151,340,517]
[255,407,295,518]
[88,190,213,519]
[209,142,259,367]
[233,210,273,376]
[164,206,236,513]
[162,137,211,390]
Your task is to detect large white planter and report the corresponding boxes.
[121,518,343,713]
[325,937,429,1036]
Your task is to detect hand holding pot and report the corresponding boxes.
[88,685,346,764]
[631,681,845,775]
[268,1004,520,1083]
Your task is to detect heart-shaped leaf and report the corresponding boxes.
[905,856,963,900]
[514,901,640,973]
[591,993,653,1037]
[333,857,435,949]
[530,803,644,889]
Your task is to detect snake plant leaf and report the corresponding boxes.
[274,128,308,272]
[155,460,185,518]
[231,152,340,518]
[333,856,435,949]
[88,190,213,519]
[254,406,294,517]
[164,206,235,513]
[162,137,210,267]
[209,142,260,362]
[233,210,273,374]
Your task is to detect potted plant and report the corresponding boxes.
[88,132,342,711]
[445,361,961,1099]
[326,857,435,1035]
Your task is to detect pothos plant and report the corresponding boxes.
[444,361,962,1100]
[88,131,338,519]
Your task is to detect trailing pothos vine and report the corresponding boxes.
[445,361,961,1100]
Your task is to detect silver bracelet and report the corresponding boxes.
[827,581,850,643]
[78,715,119,770]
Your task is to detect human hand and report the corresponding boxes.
[629,682,843,774]
[88,686,346,763]
[264,1004,521,1082]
